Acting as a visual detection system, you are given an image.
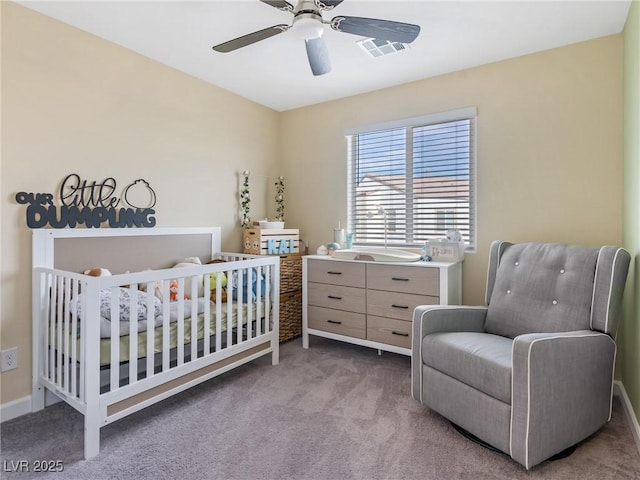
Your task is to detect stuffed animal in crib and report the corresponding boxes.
[169,280,189,302]
[206,259,228,303]
[169,280,179,301]
[84,267,112,277]
[84,267,134,288]
[231,267,265,303]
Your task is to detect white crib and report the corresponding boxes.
[31,227,280,459]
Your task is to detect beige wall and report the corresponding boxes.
[0,3,280,404]
[623,0,640,421]
[281,35,624,308]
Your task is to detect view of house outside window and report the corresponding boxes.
[346,108,476,250]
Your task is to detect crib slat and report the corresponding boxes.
[56,277,64,387]
[190,276,198,361]
[71,278,79,398]
[265,266,272,334]
[247,275,253,342]
[176,279,185,366]
[242,269,248,343]
[227,270,234,348]
[145,282,155,379]
[162,280,170,371]
[63,278,71,392]
[238,278,243,346]
[128,284,139,385]
[110,286,120,391]
[253,266,261,339]
[216,276,223,352]
[45,273,53,382]
[204,274,211,355]
[79,282,87,402]
[252,266,262,339]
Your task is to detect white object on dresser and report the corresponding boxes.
[302,255,462,356]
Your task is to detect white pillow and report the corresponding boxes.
[172,257,205,298]
[77,287,162,322]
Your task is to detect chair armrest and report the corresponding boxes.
[411,306,487,402]
[413,305,487,340]
[510,330,616,469]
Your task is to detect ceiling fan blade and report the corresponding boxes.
[305,36,332,76]
[212,25,289,53]
[315,0,345,10]
[330,16,421,44]
[259,0,294,12]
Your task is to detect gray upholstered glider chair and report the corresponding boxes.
[411,241,630,470]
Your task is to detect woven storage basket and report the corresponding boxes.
[279,254,302,293]
[279,290,302,342]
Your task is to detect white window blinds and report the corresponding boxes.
[346,108,476,249]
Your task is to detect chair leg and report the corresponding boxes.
[450,421,577,463]
[546,444,577,461]
[450,422,503,454]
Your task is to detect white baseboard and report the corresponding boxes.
[0,391,62,423]
[0,395,31,423]
[614,380,640,455]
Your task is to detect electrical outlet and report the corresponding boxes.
[1,347,18,372]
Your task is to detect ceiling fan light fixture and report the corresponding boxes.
[294,13,324,39]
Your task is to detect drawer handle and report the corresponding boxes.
[392,277,409,282]
[327,271,343,275]
[392,331,409,337]
[328,295,343,300]
[391,304,409,309]
[327,320,343,325]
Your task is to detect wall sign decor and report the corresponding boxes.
[15,174,157,228]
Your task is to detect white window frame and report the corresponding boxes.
[345,107,477,251]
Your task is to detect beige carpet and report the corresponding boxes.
[2,337,639,480]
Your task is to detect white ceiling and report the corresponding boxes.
[18,0,632,112]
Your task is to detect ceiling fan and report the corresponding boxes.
[212,0,421,76]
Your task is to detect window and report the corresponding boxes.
[346,107,476,250]
[437,210,455,230]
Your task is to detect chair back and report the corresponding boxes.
[484,241,630,339]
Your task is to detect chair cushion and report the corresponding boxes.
[485,243,598,339]
[422,332,513,404]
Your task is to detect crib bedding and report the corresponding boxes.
[82,296,212,337]
[96,300,262,365]
[65,266,267,338]
[55,298,263,365]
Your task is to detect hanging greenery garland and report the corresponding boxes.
[275,176,285,221]
[240,170,251,228]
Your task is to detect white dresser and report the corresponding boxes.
[302,255,462,356]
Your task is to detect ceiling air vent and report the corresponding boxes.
[357,38,410,58]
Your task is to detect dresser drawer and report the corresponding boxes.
[367,290,438,321]
[308,305,366,339]
[307,259,366,288]
[367,264,439,296]
[308,282,366,313]
[367,315,412,349]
